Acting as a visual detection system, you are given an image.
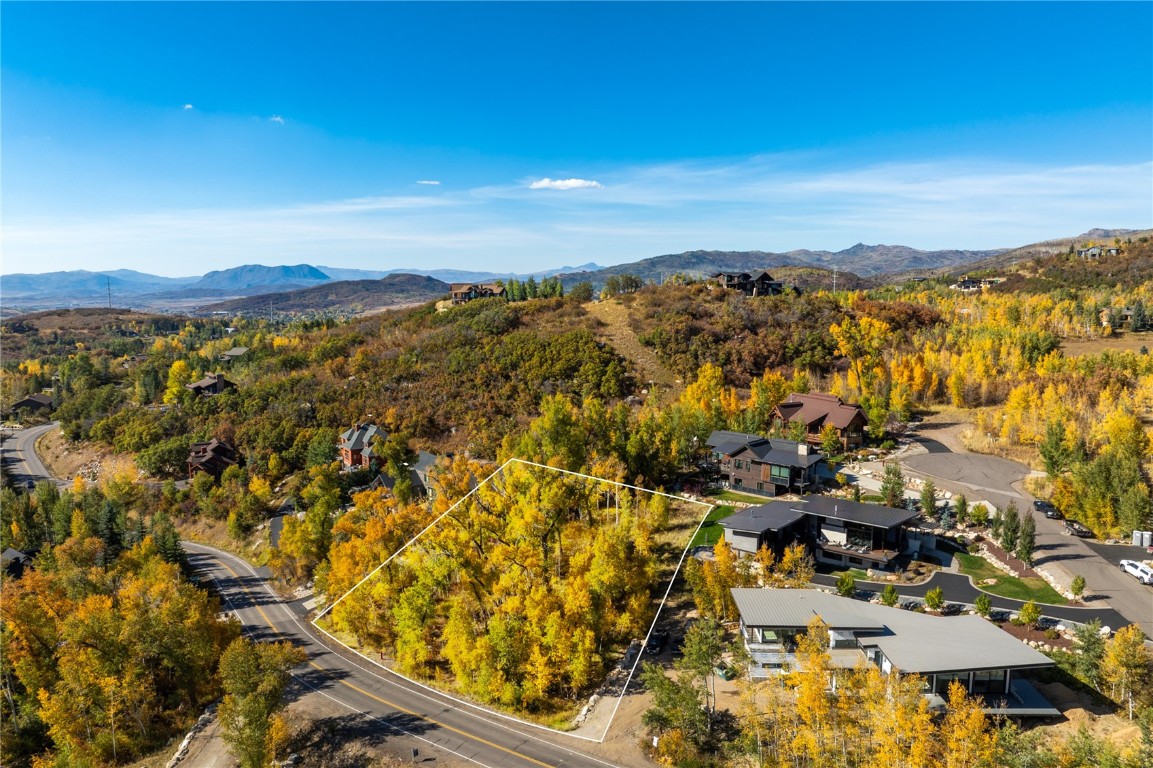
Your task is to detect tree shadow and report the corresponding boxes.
[283,711,441,767]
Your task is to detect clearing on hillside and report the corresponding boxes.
[314,457,712,740]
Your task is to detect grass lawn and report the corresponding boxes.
[690,504,736,548]
[708,489,772,505]
[956,552,1068,605]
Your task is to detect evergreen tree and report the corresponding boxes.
[1001,501,1020,553]
[1016,510,1036,566]
[920,480,937,518]
[881,584,899,607]
[880,462,905,508]
[954,494,969,526]
[974,593,991,617]
[525,275,539,299]
[1039,420,1072,478]
[1130,300,1148,332]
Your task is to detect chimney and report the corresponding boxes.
[798,443,809,456]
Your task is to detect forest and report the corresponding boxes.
[320,456,701,717]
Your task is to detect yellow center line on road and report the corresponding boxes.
[211,557,554,768]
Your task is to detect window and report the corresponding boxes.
[971,669,1006,695]
[756,482,764,491]
[934,672,969,695]
[770,464,790,482]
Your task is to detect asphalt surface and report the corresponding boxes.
[900,433,1153,638]
[811,571,1130,629]
[187,542,620,768]
[0,422,67,489]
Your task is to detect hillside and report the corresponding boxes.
[196,273,451,315]
[952,228,1153,275]
[558,243,1005,286]
[990,235,1153,293]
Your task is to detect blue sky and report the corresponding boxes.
[3,1,1151,277]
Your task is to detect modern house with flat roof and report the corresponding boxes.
[706,430,825,497]
[731,588,1058,716]
[718,495,930,569]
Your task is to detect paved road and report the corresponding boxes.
[811,571,1131,629]
[0,422,67,489]
[187,542,620,768]
[901,433,1153,638]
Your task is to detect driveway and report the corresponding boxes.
[899,427,1153,639]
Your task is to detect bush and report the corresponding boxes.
[924,586,945,611]
[1017,600,1042,628]
[836,571,856,597]
[974,593,991,617]
[881,584,899,607]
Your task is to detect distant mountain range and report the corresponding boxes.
[2,230,1143,314]
[554,243,1008,287]
[0,262,605,311]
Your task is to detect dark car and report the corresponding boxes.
[645,630,669,655]
[1033,500,1062,519]
[1064,520,1093,537]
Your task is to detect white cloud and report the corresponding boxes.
[416,180,441,185]
[183,104,194,110]
[529,177,603,190]
[269,115,285,125]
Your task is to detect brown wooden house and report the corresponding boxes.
[709,271,786,297]
[772,392,868,449]
[185,373,235,397]
[187,439,240,479]
[449,283,507,305]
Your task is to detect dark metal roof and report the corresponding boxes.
[707,430,824,469]
[798,495,919,529]
[719,502,806,533]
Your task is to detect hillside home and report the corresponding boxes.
[219,346,249,363]
[709,271,786,297]
[339,423,385,470]
[185,373,234,397]
[772,393,868,450]
[730,588,1058,716]
[187,439,240,479]
[450,283,507,305]
[706,430,825,497]
[367,450,440,499]
[719,495,929,570]
[8,393,53,416]
[1076,246,1120,259]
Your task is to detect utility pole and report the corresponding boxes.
[832,267,837,293]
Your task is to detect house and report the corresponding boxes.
[367,450,439,498]
[709,271,786,297]
[706,430,825,497]
[772,393,868,450]
[2,548,30,579]
[185,373,234,397]
[719,495,930,570]
[8,393,53,415]
[449,283,507,305]
[949,278,982,292]
[218,346,249,363]
[339,423,385,470]
[187,439,240,479]
[730,587,1059,716]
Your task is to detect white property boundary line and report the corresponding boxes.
[311,457,715,743]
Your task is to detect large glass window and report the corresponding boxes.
[770,464,790,482]
[934,672,969,695]
[971,669,1007,694]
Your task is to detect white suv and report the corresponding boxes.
[1119,560,1153,585]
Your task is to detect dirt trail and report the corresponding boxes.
[584,300,679,390]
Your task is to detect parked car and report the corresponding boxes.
[714,663,737,680]
[1120,560,1153,585]
[645,630,669,655]
[1033,500,1062,520]
[1064,520,1093,537]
